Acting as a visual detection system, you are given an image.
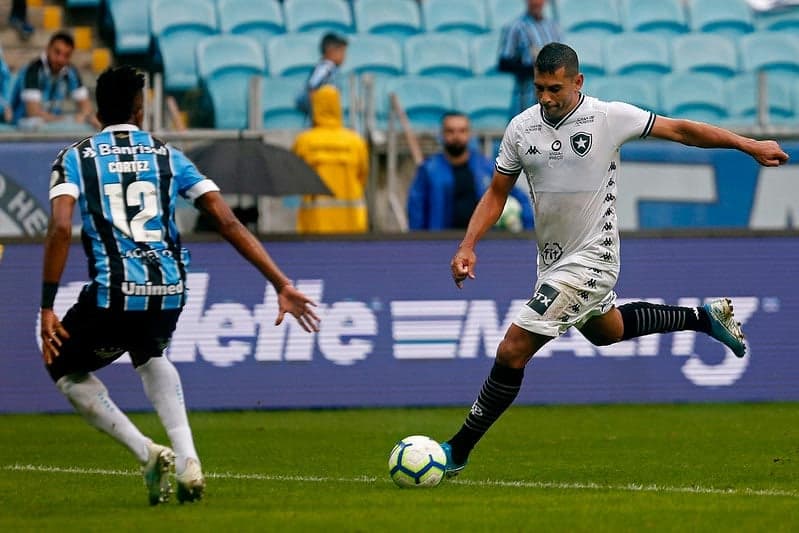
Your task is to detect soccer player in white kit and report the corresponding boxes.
[440,43,790,476]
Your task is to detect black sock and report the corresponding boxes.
[619,302,710,341]
[447,362,524,465]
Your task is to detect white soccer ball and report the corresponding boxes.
[388,435,447,488]
[495,196,523,232]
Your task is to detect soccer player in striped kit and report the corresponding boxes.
[40,66,320,505]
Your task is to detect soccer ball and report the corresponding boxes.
[495,196,523,232]
[388,435,447,488]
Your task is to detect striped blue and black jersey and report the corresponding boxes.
[11,55,88,123]
[49,124,220,311]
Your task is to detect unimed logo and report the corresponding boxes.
[44,276,762,387]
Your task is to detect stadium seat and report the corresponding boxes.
[353,0,422,38]
[283,0,353,34]
[340,34,403,77]
[197,35,266,129]
[67,0,100,6]
[217,0,285,50]
[470,32,502,76]
[621,0,688,35]
[688,0,754,37]
[261,77,308,129]
[604,33,671,82]
[486,0,533,31]
[725,74,795,126]
[659,73,728,122]
[556,0,623,35]
[106,0,151,55]
[755,6,799,32]
[421,0,489,35]
[563,33,605,78]
[403,33,472,80]
[265,33,320,78]
[739,32,799,83]
[151,0,218,92]
[452,76,514,130]
[589,76,660,112]
[670,33,739,79]
[378,76,453,131]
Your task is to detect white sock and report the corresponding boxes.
[136,357,199,473]
[56,373,150,464]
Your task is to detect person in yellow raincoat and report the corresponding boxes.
[293,85,369,233]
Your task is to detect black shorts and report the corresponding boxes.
[46,288,182,382]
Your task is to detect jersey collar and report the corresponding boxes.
[101,124,140,133]
[540,92,585,130]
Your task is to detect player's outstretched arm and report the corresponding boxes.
[451,170,517,289]
[649,116,789,167]
[195,191,320,332]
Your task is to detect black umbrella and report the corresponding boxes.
[186,139,331,196]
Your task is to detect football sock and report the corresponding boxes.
[136,356,199,473]
[619,302,711,340]
[448,362,524,465]
[56,373,150,463]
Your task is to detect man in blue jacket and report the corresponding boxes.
[407,112,533,231]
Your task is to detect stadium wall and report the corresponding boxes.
[1,236,797,413]
[0,140,797,236]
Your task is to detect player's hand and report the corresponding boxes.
[40,308,70,365]
[750,140,789,167]
[275,284,320,333]
[451,246,477,289]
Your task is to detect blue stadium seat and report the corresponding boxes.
[197,35,266,129]
[755,6,799,32]
[671,33,739,79]
[659,73,728,122]
[452,76,514,130]
[341,34,403,77]
[67,0,100,6]
[557,0,623,35]
[261,77,307,129]
[421,0,489,35]
[283,0,353,34]
[470,32,502,76]
[106,0,150,55]
[353,0,422,38]
[604,33,671,82]
[563,33,605,78]
[151,0,218,92]
[589,76,660,112]
[621,0,688,35]
[265,33,320,78]
[403,33,472,80]
[378,76,453,130]
[217,0,285,50]
[688,0,754,37]
[486,0,534,31]
[725,74,794,125]
[739,32,799,83]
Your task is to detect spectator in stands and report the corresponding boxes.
[9,0,33,41]
[11,31,100,129]
[293,85,369,233]
[295,32,348,117]
[407,112,533,231]
[0,50,12,123]
[498,0,561,116]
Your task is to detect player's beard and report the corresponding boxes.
[444,142,467,157]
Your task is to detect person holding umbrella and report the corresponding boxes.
[40,66,321,505]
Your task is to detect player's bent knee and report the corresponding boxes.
[583,330,622,346]
[495,339,530,368]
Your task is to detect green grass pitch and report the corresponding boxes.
[1,404,797,531]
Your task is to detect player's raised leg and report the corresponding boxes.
[56,372,175,505]
[442,325,552,477]
[135,355,205,502]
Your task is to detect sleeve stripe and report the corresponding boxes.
[496,164,521,176]
[49,182,79,200]
[184,179,220,201]
[641,112,656,138]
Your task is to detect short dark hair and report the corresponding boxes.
[48,31,75,49]
[320,32,348,54]
[535,42,580,76]
[441,111,469,124]
[96,66,145,125]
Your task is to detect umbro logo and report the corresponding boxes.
[82,146,97,158]
[527,145,541,155]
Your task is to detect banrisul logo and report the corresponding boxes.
[40,277,771,387]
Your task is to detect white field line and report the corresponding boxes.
[3,463,798,499]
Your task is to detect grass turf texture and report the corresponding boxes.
[1,404,797,531]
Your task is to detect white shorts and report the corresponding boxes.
[514,265,619,338]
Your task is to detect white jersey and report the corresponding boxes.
[496,93,655,275]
